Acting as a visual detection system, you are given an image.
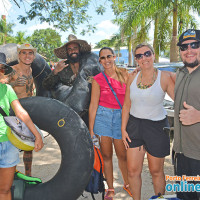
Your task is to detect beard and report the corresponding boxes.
[67,53,81,63]
[183,59,199,68]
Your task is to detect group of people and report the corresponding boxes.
[0,28,200,200]
[89,29,200,200]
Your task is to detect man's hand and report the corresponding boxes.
[53,60,69,75]
[179,101,200,125]
[131,66,141,74]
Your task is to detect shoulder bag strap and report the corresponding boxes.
[102,72,122,109]
[0,106,8,116]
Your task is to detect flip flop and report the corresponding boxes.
[123,184,132,197]
[104,188,115,200]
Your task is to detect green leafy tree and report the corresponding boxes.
[13,0,106,35]
[14,31,30,44]
[111,0,200,63]
[0,16,15,44]
[94,39,112,48]
[30,28,62,62]
[111,1,150,65]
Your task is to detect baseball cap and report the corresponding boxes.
[17,43,37,55]
[0,52,13,75]
[177,29,200,46]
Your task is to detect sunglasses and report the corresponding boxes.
[100,55,114,60]
[135,50,152,60]
[179,41,200,51]
[0,66,7,74]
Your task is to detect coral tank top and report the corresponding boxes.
[93,72,126,109]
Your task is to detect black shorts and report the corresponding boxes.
[175,153,200,200]
[126,115,170,158]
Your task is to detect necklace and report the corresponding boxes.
[137,68,157,89]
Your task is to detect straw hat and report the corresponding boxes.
[17,43,37,55]
[54,34,91,59]
[0,52,13,75]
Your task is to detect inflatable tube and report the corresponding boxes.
[0,43,52,97]
[0,43,103,118]
[10,96,94,200]
[52,52,103,115]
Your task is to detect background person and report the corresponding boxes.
[0,52,43,200]
[89,47,130,199]
[121,43,174,200]
[1,43,37,176]
[174,29,200,200]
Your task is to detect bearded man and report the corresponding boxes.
[173,29,200,200]
[42,35,102,124]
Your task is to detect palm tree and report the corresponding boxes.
[14,31,29,44]
[109,33,125,63]
[111,0,200,63]
[0,15,15,45]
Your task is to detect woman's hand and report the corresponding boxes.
[34,136,44,152]
[122,129,131,150]
[89,129,95,138]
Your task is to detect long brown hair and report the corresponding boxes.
[99,47,127,86]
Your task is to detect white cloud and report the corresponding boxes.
[96,20,119,32]
[92,20,119,42]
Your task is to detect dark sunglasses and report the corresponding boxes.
[100,55,113,60]
[135,50,152,60]
[0,66,7,74]
[179,41,200,51]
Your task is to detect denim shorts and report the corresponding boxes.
[94,105,122,139]
[0,140,20,168]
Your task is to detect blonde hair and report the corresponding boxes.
[133,42,155,57]
[115,67,127,86]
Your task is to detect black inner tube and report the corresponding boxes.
[11,96,94,200]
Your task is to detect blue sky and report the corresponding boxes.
[0,0,119,47]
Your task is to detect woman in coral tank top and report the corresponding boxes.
[89,47,131,199]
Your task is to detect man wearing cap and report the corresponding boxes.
[173,29,200,200]
[42,35,102,124]
[2,43,37,177]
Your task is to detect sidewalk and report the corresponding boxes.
[16,132,175,200]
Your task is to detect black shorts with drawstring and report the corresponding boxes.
[126,115,170,158]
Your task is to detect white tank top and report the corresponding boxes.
[130,70,167,121]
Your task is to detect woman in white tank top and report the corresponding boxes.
[121,43,175,200]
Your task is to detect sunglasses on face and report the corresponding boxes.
[99,55,114,60]
[0,66,7,74]
[179,41,200,51]
[135,50,152,60]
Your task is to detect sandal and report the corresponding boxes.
[104,188,115,200]
[123,184,132,197]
